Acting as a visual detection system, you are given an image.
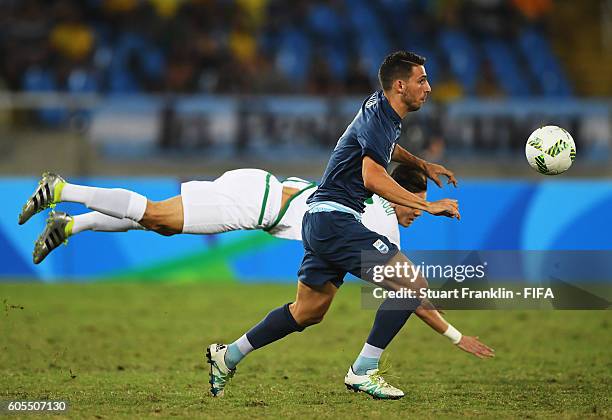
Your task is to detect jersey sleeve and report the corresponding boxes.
[357,115,391,167]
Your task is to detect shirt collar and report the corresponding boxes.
[379,90,402,124]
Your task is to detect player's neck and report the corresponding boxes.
[383,91,409,119]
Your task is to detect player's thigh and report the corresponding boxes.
[374,252,435,310]
[378,251,429,291]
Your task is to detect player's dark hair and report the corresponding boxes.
[391,165,427,193]
[378,51,426,91]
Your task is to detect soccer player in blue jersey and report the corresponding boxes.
[207,51,493,399]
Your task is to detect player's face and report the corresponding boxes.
[398,65,431,111]
[392,190,427,227]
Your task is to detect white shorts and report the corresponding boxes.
[181,169,282,234]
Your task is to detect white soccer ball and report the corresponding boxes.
[525,125,576,175]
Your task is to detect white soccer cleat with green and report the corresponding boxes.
[206,344,236,397]
[344,366,405,400]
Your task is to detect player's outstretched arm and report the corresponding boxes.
[362,156,460,219]
[414,305,495,359]
[392,144,458,187]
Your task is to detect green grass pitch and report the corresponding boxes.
[1,282,610,419]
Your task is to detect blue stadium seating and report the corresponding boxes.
[8,2,575,97]
[346,0,389,80]
[107,33,157,93]
[518,29,571,97]
[378,0,411,38]
[438,30,480,95]
[22,68,67,125]
[307,3,345,45]
[140,46,166,81]
[275,28,311,85]
[108,68,139,94]
[68,69,98,93]
[482,39,531,96]
[67,69,98,124]
[307,3,348,81]
[322,45,349,81]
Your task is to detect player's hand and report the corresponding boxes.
[426,199,460,220]
[424,163,458,188]
[456,336,495,359]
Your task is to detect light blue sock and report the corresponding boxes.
[224,343,244,369]
[352,343,384,375]
[352,355,379,375]
[223,334,253,369]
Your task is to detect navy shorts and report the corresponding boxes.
[297,211,399,288]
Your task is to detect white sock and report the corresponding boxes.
[235,334,254,356]
[352,343,384,375]
[359,343,384,359]
[71,212,146,235]
[61,184,148,222]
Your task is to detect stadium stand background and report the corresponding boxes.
[0,0,594,96]
[0,0,609,178]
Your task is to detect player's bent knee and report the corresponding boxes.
[152,221,181,236]
[153,227,178,237]
[296,312,325,327]
[141,200,183,236]
[146,219,180,236]
[301,307,327,326]
[291,281,336,327]
[290,303,328,327]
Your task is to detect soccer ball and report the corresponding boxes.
[525,125,576,175]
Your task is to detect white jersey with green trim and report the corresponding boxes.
[361,194,401,249]
[266,178,401,249]
[264,177,317,241]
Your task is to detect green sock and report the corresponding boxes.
[64,219,74,237]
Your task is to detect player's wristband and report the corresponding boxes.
[443,324,462,345]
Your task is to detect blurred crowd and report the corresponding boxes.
[0,0,565,98]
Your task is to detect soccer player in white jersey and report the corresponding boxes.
[18,168,402,264]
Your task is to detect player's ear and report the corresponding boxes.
[393,79,403,93]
